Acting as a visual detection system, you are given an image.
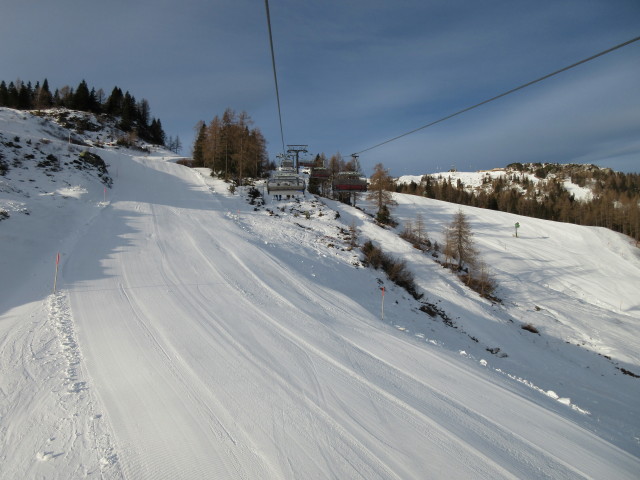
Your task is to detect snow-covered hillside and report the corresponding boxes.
[1,108,639,479]
[398,166,595,201]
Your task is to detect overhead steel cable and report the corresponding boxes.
[264,0,286,155]
[353,35,640,156]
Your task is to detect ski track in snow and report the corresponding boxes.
[0,291,120,479]
[58,155,640,478]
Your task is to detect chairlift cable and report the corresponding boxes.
[353,35,640,157]
[264,0,286,155]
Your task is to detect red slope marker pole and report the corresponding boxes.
[53,252,60,294]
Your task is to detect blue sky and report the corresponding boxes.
[1,0,639,176]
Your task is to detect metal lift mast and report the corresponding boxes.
[286,145,308,173]
[350,153,361,173]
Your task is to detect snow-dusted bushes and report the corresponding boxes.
[459,261,497,299]
[400,213,431,251]
[441,210,498,299]
[361,240,422,300]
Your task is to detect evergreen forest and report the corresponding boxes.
[396,163,640,243]
[0,78,166,146]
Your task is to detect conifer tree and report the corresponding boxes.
[73,80,91,111]
[192,121,207,167]
[6,82,19,108]
[368,163,397,225]
[0,81,8,106]
[16,82,31,109]
[104,86,123,115]
[19,81,33,109]
[89,87,100,112]
[118,92,137,131]
[40,78,52,107]
[445,209,477,270]
[204,115,222,171]
[137,99,150,129]
[148,118,166,145]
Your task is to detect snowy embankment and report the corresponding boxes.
[1,108,639,478]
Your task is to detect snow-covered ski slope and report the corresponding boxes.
[1,110,639,479]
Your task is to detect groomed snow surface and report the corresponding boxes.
[1,110,639,478]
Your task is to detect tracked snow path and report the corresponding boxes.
[56,153,639,479]
[0,292,121,478]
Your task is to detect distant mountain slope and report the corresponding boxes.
[397,163,640,243]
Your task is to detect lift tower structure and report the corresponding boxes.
[287,145,308,173]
